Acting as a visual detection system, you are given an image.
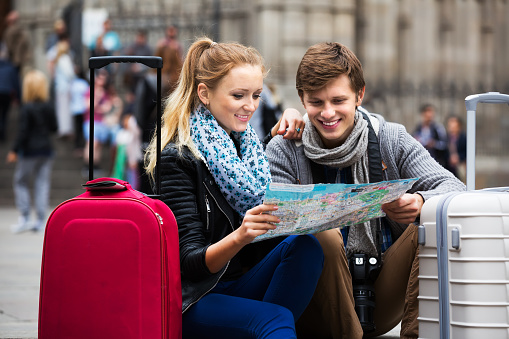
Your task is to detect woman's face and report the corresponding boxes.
[302,74,364,149]
[199,64,263,134]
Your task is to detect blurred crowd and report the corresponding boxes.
[2,12,187,194]
[412,103,467,183]
[1,11,190,232]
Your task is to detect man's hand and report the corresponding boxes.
[381,193,424,224]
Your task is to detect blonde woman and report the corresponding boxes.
[7,70,57,233]
[145,37,322,339]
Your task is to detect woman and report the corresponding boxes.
[7,70,57,233]
[145,37,323,338]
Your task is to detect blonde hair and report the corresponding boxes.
[55,40,70,62]
[145,37,266,181]
[22,70,49,103]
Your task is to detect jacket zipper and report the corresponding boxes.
[203,182,235,232]
[183,182,234,313]
[204,196,210,231]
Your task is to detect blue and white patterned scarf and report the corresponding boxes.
[190,104,271,216]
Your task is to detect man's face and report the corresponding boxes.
[302,74,364,149]
[422,108,435,125]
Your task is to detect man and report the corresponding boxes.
[266,42,465,338]
[412,103,449,167]
[155,25,183,95]
[2,10,32,76]
[123,29,153,92]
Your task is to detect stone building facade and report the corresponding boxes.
[7,0,509,187]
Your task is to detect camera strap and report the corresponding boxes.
[361,110,385,266]
[309,110,388,259]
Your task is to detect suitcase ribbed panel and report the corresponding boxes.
[418,191,509,339]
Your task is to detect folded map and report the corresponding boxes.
[254,178,419,242]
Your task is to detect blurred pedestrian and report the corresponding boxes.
[2,10,32,77]
[446,115,467,182]
[156,25,183,58]
[90,18,122,57]
[0,42,21,142]
[82,70,122,176]
[45,18,67,52]
[46,21,74,114]
[155,25,183,95]
[111,107,142,189]
[412,103,448,167]
[103,82,123,174]
[70,67,89,154]
[89,18,121,77]
[122,29,152,92]
[250,83,282,140]
[7,70,57,233]
[82,69,113,175]
[51,40,76,138]
[133,68,159,194]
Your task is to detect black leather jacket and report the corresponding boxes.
[160,143,280,313]
[12,101,57,156]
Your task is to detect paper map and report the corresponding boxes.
[253,178,419,242]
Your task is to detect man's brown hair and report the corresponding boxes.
[296,42,365,99]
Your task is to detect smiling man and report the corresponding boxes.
[266,42,465,339]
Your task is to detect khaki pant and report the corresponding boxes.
[296,224,419,339]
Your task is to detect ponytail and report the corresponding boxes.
[145,36,266,182]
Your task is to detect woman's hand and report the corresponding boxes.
[205,204,280,273]
[271,108,305,140]
[233,204,280,246]
[381,193,424,225]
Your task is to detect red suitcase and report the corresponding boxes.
[38,56,182,339]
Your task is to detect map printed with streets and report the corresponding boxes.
[254,178,419,242]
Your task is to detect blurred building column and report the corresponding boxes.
[63,0,83,71]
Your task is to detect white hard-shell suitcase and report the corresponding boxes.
[417,92,509,339]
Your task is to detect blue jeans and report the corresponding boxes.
[83,121,120,144]
[183,235,324,339]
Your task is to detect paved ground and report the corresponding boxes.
[0,207,41,339]
[0,205,400,338]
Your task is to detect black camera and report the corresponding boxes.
[349,253,382,333]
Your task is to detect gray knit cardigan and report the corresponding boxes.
[266,111,466,239]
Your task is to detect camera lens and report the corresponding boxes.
[352,283,376,333]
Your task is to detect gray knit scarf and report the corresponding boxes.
[302,110,378,258]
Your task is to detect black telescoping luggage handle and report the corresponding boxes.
[88,56,163,197]
[464,92,509,190]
